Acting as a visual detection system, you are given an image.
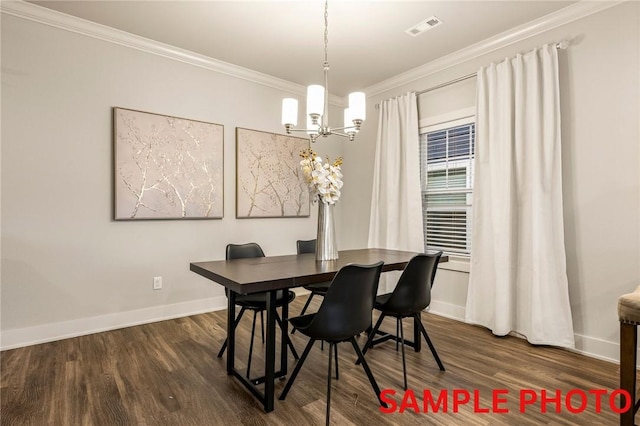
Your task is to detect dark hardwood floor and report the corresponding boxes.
[1,297,633,425]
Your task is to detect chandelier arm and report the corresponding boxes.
[330,131,355,141]
[286,128,317,134]
[331,125,357,132]
[330,131,350,138]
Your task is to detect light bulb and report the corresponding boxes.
[348,92,366,121]
[281,98,298,126]
[307,85,325,117]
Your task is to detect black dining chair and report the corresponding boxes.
[279,261,386,426]
[359,252,445,390]
[217,243,299,380]
[292,239,332,331]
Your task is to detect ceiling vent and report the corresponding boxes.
[405,16,443,37]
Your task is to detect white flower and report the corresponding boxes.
[299,149,343,205]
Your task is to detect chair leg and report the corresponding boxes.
[334,343,339,380]
[326,342,334,426]
[292,293,315,335]
[399,317,408,390]
[246,310,258,379]
[349,337,387,409]
[218,307,247,358]
[357,313,385,364]
[416,314,445,371]
[279,339,316,400]
[275,311,300,360]
[396,318,400,351]
[620,321,637,426]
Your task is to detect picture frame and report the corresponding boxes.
[113,107,224,220]
[236,127,310,218]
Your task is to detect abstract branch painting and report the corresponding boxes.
[236,128,310,218]
[114,107,223,220]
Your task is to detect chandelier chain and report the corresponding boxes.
[323,0,329,68]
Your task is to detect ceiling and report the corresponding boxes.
[29,1,575,96]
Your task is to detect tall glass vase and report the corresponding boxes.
[316,201,338,261]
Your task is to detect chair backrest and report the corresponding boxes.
[224,243,266,298]
[226,242,265,260]
[304,261,384,341]
[382,252,442,314]
[296,239,316,255]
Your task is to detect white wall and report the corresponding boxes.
[342,1,640,361]
[0,11,344,348]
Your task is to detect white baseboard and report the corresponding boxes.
[427,300,633,365]
[427,300,467,321]
[571,332,633,364]
[3,297,635,366]
[0,296,227,351]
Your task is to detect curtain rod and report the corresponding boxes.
[374,40,570,109]
[415,73,476,96]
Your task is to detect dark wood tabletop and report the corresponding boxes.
[190,248,447,295]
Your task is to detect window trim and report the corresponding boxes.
[438,255,471,274]
[419,107,475,131]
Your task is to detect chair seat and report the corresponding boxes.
[290,313,315,331]
[374,293,391,308]
[236,290,295,309]
[618,285,640,324]
[374,293,422,317]
[291,312,356,342]
[303,281,331,293]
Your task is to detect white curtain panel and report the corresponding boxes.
[465,44,575,348]
[368,93,423,291]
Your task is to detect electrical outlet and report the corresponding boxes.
[153,276,163,290]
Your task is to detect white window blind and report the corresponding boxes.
[419,120,475,255]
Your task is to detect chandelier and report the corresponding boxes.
[281,0,366,143]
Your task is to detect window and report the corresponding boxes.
[419,117,475,256]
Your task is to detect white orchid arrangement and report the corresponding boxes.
[300,149,343,205]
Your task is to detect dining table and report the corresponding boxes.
[189,248,447,412]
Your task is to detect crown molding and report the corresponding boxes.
[363,0,626,97]
[0,0,345,106]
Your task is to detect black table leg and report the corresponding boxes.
[281,294,289,376]
[227,291,236,374]
[264,290,276,412]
